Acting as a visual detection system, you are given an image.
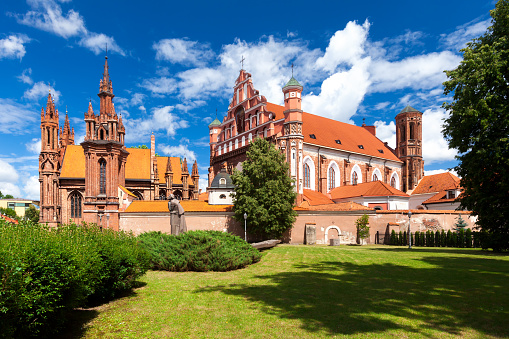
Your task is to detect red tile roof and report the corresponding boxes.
[303,201,372,211]
[303,189,334,206]
[263,102,401,162]
[124,200,233,213]
[422,190,462,205]
[411,172,460,195]
[330,181,409,200]
[0,215,18,224]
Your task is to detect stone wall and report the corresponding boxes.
[119,209,477,245]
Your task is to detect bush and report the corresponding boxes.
[473,231,481,248]
[419,232,425,247]
[465,229,472,248]
[440,230,447,247]
[435,231,441,247]
[414,231,420,246]
[402,231,407,246]
[0,221,148,338]
[138,231,262,272]
[458,229,465,248]
[447,230,454,247]
[390,230,397,245]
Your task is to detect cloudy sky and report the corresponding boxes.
[0,0,494,199]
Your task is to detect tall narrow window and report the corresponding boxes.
[391,176,396,188]
[328,167,335,190]
[304,163,311,188]
[373,173,379,181]
[70,192,82,218]
[352,171,358,185]
[409,122,415,140]
[99,159,106,195]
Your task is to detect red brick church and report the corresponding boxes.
[39,57,199,229]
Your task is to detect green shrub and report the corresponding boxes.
[402,231,407,246]
[0,221,148,338]
[419,232,425,247]
[139,231,262,272]
[473,231,481,248]
[440,230,447,247]
[447,230,454,247]
[465,229,472,248]
[390,230,397,245]
[458,229,465,248]
[435,231,441,247]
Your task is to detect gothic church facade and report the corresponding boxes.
[39,57,199,229]
[208,69,424,203]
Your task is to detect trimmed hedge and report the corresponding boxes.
[0,221,149,338]
[138,230,262,272]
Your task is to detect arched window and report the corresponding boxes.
[372,168,382,182]
[328,167,335,191]
[351,164,362,185]
[134,191,144,200]
[391,176,396,188]
[304,163,311,188]
[352,171,358,185]
[70,192,82,218]
[100,128,105,140]
[372,173,378,181]
[99,159,106,194]
[219,178,226,185]
[219,194,226,199]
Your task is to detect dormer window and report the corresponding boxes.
[358,145,364,149]
[335,140,341,144]
[378,149,384,153]
[309,134,316,139]
[219,178,226,185]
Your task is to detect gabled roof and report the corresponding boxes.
[119,185,136,198]
[330,181,409,200]
[299,201,372,211]
[422,190,462,205]
[262,103,400,162]
[125,148,151,180]
[303,189,334,206]
[411,172,461,195]
[60,145,86,178]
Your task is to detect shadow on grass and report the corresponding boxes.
[368,246,509,257]
[56,280,147,339]
[199,251,509,337]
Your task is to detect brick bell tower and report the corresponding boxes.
[39,92,61,226]
[279,73,304,203]
[81,55,128,230]
[395,106,424,192]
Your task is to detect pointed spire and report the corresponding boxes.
[182,158,189,173]
[192,160,199,176]
[87,101,94,116]
[166,157,173,173]
[103,55,110,86]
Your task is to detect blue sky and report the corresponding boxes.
[0,0,495,199]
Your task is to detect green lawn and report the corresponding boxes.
[63,245,509,338]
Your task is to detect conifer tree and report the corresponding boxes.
[231,137,297,240]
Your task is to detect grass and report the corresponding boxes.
[62,245,509,338]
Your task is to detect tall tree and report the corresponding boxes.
[442,0,509,251]
[231,137,297,240]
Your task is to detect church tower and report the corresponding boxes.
[280,75,304,203]
[182,158,189,200]
[39,92,61,226]
[81,56,129,230]
[58,111,75,164]
[395,106,424,192]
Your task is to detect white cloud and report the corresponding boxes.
[373,120,396,149]
[0,182,22,198]
[369,51,462,93]
[153,38,214,66]
[303,57,371,122]
[130,93,145,106]
[440,18,491,52]
[177,68,227,99]
[160,144,196,162]
[0,99,36,134]
[123,105,189,143]
[0,159,20,183]
[0,34,31,60]
[26,138,41,153]
[198,177,208,192]
[24,82,61,103]
[422,107,457,164]
[79,33,125,56]
[18,68,33,84]
[15,0,124,55]
[22,175,40,200]
[17,0,86,38]
[141,77,178,95]
[315,20,370,72]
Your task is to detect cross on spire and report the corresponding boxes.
[240,55,245,70]
[291,63,294,77]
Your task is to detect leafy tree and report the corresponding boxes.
[442,0,509,251]
[0,191,14,199]
[390,230,397,245]
[0,207,17,219]
[231,138,297,240]
[355,214,370,244]
[25,205,39,223]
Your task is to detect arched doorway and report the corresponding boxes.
[325,225,341,244]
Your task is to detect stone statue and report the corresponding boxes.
[168,194,187,235]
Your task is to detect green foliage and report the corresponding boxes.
[435,231,441,247]
[454,215,468,231]
[231,138,297,239]
[0,207,17,219]
[390,230,397,245]
[132,145,159,156]
[414,231,420,246]
[442,0,509,251]
[458,229,465,248]
[441,230,447,247]
[447,230,454,247]
[465,229,473,248]
[419,232,425,247]
[0,221,148,338]
[0,191,14,199]
[402,231,407,246]
[355,214,370,244]
[138,230,262,272]
[24,205,39,223]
